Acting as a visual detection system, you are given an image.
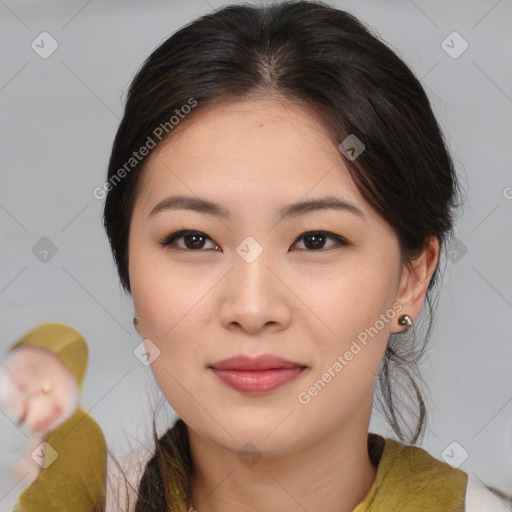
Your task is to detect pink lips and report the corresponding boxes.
[209,354,307,394]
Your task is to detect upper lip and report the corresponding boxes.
[209,354,307,371]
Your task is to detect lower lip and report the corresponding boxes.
[210,367,306,394]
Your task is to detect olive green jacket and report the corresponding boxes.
[354,432,510,512]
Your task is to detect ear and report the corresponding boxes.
[133,311,141,335]
[391,235,440,334]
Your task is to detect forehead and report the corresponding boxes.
[134,98,367,218]
[155,96,334,150]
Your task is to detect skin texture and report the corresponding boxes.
[129,97,439,512]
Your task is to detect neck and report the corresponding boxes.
[187,412,377,512]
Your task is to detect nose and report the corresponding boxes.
[219,250,292,334]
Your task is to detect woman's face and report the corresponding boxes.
[128,98,428,455]
[3,346,78,434]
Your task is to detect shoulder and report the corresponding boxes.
[379,437,512,511]
[356,434,468,510]
[379,437,469,491]
[465,472,512,512]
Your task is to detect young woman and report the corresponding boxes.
[101,1,511,511]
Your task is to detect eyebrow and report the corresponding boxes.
[148,195,365,221]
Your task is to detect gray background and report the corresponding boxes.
[1,0,511,497]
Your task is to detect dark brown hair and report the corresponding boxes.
[102,1,463,510]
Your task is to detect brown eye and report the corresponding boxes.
[161,230,219,251]
[291,231,349,251]
[160,229,348,252]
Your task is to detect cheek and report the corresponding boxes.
[133,285,207,401]
[299,259,398,397]
[298,260,398,339]
[131,245,185,331]
[149,339,205,421]
[129,247,211,409]
[131,247,217,343]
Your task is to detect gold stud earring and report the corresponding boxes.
[398,314,413,332]
[41,382,52,393]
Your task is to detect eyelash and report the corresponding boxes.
[159,230,349,252]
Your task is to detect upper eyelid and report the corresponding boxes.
[162,229,218,247]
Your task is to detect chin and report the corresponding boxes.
[219,422,304,455]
